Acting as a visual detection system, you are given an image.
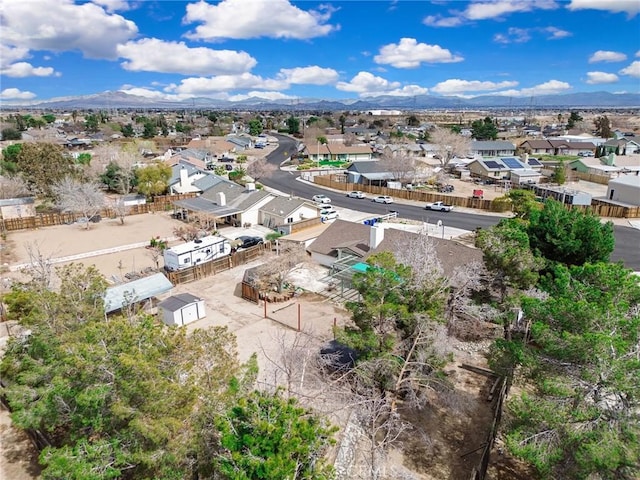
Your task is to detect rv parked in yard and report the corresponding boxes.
[164,235,231,271]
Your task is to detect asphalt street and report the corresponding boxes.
[261,134,640,271]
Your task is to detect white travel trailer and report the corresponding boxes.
[163,235,231,271]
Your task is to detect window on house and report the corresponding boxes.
[287,217,294,223]
[219,244,225,253]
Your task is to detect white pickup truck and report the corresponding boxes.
[425,201,454,212]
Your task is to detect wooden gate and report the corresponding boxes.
[241,281,260,304]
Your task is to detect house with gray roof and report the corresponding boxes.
[466,157,542,184]
[470,140,516,157]
[346,161,395,186]
[259,196,318,230]
[226,134,253,150]
[605,174,640,206]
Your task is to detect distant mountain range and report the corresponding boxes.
[5,90,640,111]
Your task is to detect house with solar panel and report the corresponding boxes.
[466,156,543,185]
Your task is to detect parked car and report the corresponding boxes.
[347,191,366,199]
[372,195,393,204]
[233,235,263,251]
[312,194,332,204]
[320,208,339,220]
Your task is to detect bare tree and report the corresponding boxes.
[354,394,413,480]
[246,158,277,183]
[146,245,164,271]
[0,176,30,199]
[259,329,319,398]
[52,177,106,230]
[343,132,357,146]
[173,224,201,242]
[379,150,417,184]
[111,198,130,225]
[429,128,471,167]
[22,242,56,290]
[254,242,308,294]
[391,230,447,297]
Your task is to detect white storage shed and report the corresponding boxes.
[158,293,206,326]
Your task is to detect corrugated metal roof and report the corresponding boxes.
[104,273,173,313]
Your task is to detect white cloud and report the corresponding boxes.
[568,0,640,15]
[229,91,297,102]
[117,39,256,75]
[493,28,531,43]
[589,50,627,63]
[169,73,288,96]
[91,0,130,12]
[184,0,337,41]
[0,88,37,100]
[118,87,189,101]
[493,80,572,97]
[422,15,464,27]
[1,0,137,59]
[374,38,463,68]
[494,26,571,43]
[465,0,558,20]
[335,72,401,95]
[371,85,429,97]
[585,71,619,84]
[0,62,57,78]
[276,66,339,85]
[637,50,640,57]
[0,45,30,66]
[619,61,640,78]
[432,79,519,95]
[543,26,572,39]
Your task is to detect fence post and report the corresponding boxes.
[297,303,301,332]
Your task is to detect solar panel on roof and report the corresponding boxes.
[528,158,543,166]
[484,160,503,169]
[502,158,524,169]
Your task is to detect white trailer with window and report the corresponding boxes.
[163,235,231,271]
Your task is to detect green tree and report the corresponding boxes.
[340,252,413,359]
[566,111,582,129]
[84,114,100,133]
[476,222,544,300]
[142,120,157,139]
[1,264,247,480]
[212,390,336,480]
[1,143,22,174]
[121,123,135,137]
[286,116,300,135]
[506,189,542,219]
[1,127,22,141]
[42,113,56,124]
[406,114,420,127]
[593,115,612,139]
[248,118,263,136]
[339,114,346,134]
[497,262,640,480]
[471,116,498,140]
[527,200,614,266]
[135,161,171,197]
[551,164,566,184]
[14,142,76,195]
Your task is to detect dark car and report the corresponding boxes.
[233,235,263,251]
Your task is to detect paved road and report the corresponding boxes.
[263,134,640,270]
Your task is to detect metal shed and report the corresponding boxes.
[158,293,206,326]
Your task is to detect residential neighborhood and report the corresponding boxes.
[1,106,639,480]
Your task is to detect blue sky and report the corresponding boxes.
[1,0,639,104]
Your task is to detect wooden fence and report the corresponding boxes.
[314,175,496,211]
[314,174,640,218]
[163,242,271,286]
[573,171,611,185]
[0,194,197,232]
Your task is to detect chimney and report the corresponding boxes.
[369,224,384,250]
[217,192,226,206]
[180,166,189,187]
